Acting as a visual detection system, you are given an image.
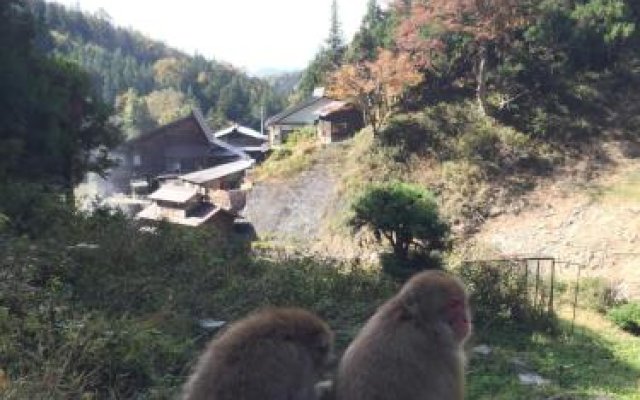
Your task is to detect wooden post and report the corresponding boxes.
[572,263,582,336]
[548,258,555,315]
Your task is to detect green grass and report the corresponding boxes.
[584,171,640,203]
[603,172,640,202]
[467,310,640,399]
[253,128,319,181]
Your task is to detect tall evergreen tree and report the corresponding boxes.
[0,0,122,194]
[326,0,345,66]
[346,0,391,62]
[295,0,346,100]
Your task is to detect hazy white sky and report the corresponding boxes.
[50,0,371,73]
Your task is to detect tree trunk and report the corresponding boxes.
[476,45,488,116]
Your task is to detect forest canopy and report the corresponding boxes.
[24,0,286,138]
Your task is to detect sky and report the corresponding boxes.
[50,0,372,74]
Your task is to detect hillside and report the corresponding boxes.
[475,141,640,298]
[25,0,285,134]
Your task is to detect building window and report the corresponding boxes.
[133,154,141,166]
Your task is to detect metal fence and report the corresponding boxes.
[460,257,587,333]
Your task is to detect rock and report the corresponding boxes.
[67,242,100,250]
[472,344,492,356]
[518,372,550,386]
[198,319,226,330]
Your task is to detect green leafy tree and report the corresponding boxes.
[144,88,194,125]
[346,0,393,62]
[114,88,156,138]
[0,0,122,196]
[152,57,187,89]
[350,182,449,261]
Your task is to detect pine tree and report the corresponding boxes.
[326,0,345,66]
[346,0,389,62]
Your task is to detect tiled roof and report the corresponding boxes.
[191,108,251,160]
[180,159,255,185]
[214,124,267,140]
[137,202,228,227]
[148,184,199,204]
[266,96,330,126]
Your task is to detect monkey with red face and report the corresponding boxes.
[336,270,472,400]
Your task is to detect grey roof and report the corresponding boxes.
[137,202,228,227]
[148,184,199,204]
[192,108,251,160]
[316,100,349,117]
[214,124,267,140]
[180,159,255,185]
[236,143,270,152]
[123,108,252,161]
[266,96,334,126]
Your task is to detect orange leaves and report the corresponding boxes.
[328,49,423,133]
[397,0,533,45]
[371,50,423,99]
[329,49,422,102]
[396,2,445,67]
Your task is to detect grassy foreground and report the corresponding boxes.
[467,307,640,399]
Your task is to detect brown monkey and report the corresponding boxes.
[336,270,472,400]
[182,307,334,400]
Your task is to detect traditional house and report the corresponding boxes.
[136,159,254,228]
[265,93,334,146]
[317,100,364,144]
[136,183,236,229]
[117,108,250,193]
[213,124,269,161]
[265,89,362,145]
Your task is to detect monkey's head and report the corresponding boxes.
[400,270,472,344]
[244,308,334,370]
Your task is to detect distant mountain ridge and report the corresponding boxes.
[25,0,285,133]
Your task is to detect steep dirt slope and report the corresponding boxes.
[243,144,348,245]
[474,142,640,298]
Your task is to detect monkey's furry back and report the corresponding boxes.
[181,308,331,400]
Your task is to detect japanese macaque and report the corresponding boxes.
[181,307,334,400]
[336,270,472,400]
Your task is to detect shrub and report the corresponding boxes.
[284,126,316,146]
[350,182,449,263]
[255,127,319,180]
[608,302,640,335]
[377,114,441,156]
[456,260,557,332]
[379,250,443,281]
[577,277,620,313]
[457,261,527,324]
[0,182,75,237]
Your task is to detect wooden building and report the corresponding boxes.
[213,124,269,161]
[136,159,254,228]
[266,89,362,146]
[265,95,334,145]
[136,184,236,229]
[118,109,250,192]
[317,101,364,144]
